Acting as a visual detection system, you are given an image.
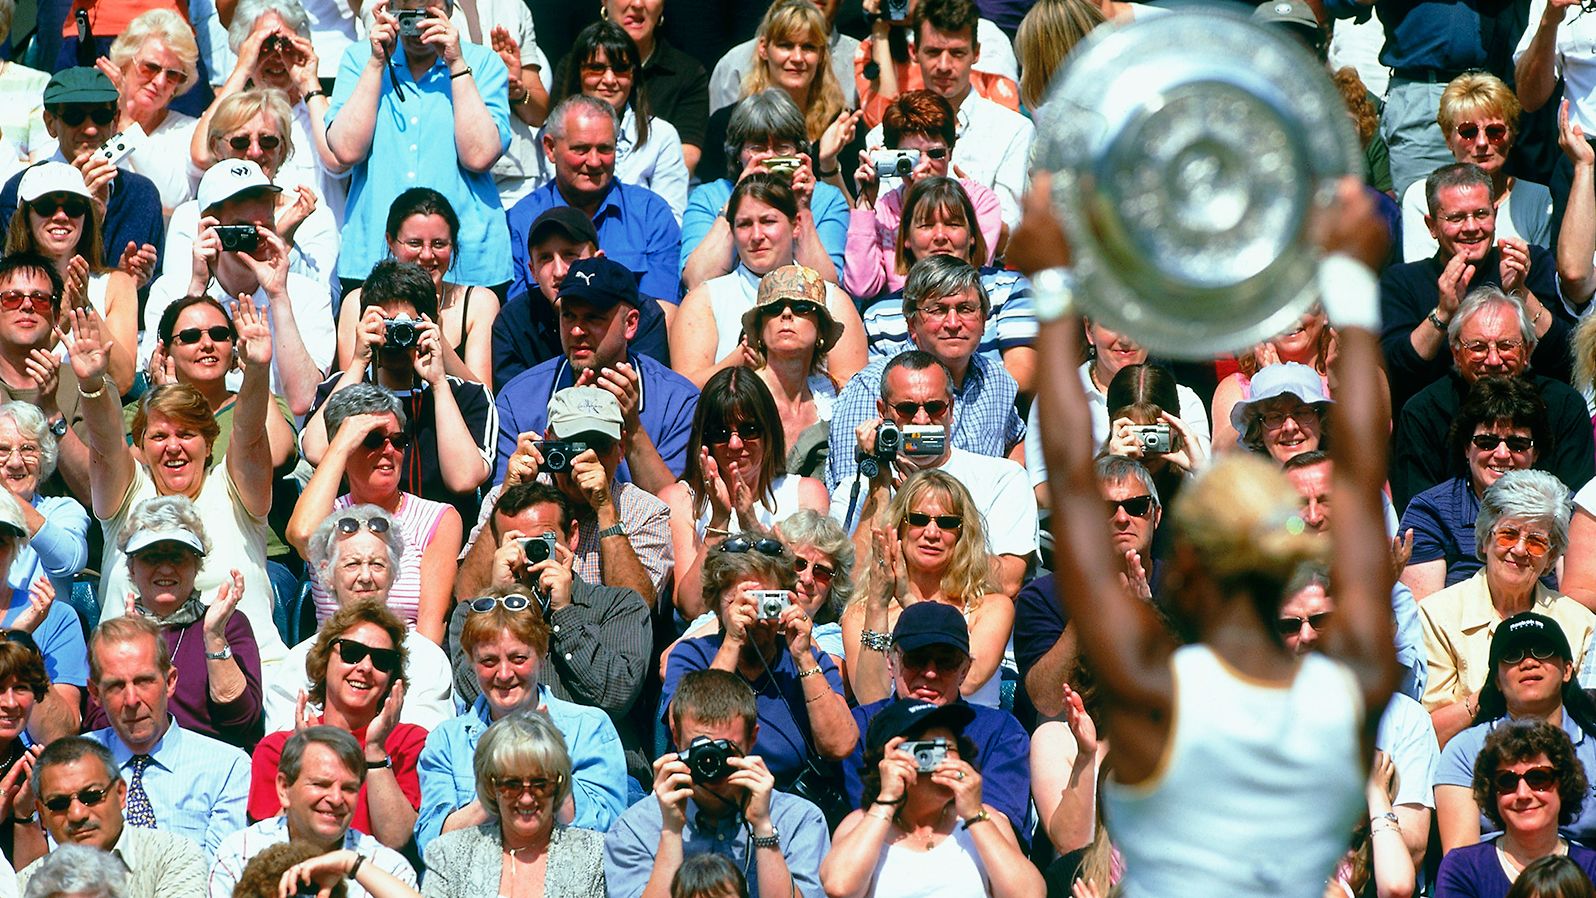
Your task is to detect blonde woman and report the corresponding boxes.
[100,9,202,213]
[842,470,1013,708]
[1014,0,1105,117]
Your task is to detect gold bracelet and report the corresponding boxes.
[797,666,824,679]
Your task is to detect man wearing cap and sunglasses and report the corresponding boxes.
[140,158,333,417]
[0,68,164,282]
[20,736,205,898]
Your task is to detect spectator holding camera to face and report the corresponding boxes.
[604,669,830,898]
[301,260,494,520]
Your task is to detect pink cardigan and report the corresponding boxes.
[843,177,1004,301]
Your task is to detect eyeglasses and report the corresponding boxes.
[397,238,452,253]
[1274,612,1332,635]
[1501,645,1561,665]
[889,400,950,419]
[41,785,112,813]
[1106,495,1156,519]
[1471,433,1534,453]
[793,556,835,582]
[0,443,41,462]
[905,511,962,530]
[467,594,533,613]
[1457,122,1509,143]
[1259,405,1318,428]
[1440,209,1494,226]
[135,58,189,86]
[225,133,282,152]
[764,298,822,318]
[580,60,634,77]
[915,300,982,319]
[1459,339,1524,357]
[172,325,234,345]
[360,430,413,452]
[718,536,786,557]
[493,774,564,800]
[28,196,88,219]
[52,106,116,127]
[0,291,54,314]
[1494,526,1553,557]
[705,422,762,445]
[336,516,391,535]
[1494,766,1559,794]
[331,637,400,674]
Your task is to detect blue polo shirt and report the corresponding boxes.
[505,180,681,303]
[327,41,513,285]
[492,352,699,484]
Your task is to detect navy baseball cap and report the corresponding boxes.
[865,698,975,753]
[526,206,600,250]
[557,257,639,310]
[892,601,970,655]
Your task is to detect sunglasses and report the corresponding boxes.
[889,400,950,419]
[1471,434,1534,453]
[793,556,835,582]
[580,60,634,76]
[331,637,400,674]
[361,430,413,452]
[1274,612,1332,635]
[1106,495,1155,519]
[922,147,949,159]
[1494,766,1559,794]
[0,291,53,314]
[52,106,116,127]
[1501,645,1561,665]
[226,133,281,152]
[493,774,565,800]
[41,785,113,813]
[905,511,961,530]
[718,536,785,557]
[336,516,391,535]
[1494,526,1553,557]
[28,196,88,219]
[764,298,823,318]
[1457,122,1509,143]
[468,594,533,613]
[172,325,234,345]
[705,422,762,445]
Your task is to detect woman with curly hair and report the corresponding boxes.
[1435,720,1596,896]
[842,470,1013,708]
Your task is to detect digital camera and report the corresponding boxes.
[679,736,738,784]
[764,155,801,179]
[1129,423,1174,455]
[383,316,419,350]
[860,420,901,480]
[902,425,946,457]
[396,9,426,37]
[538,440,588,474]
[519,531,557,564]
[214,224,259,254]
[902,738,949,773]
[95,123,146,166]
[872,149,921,178]
[751,589,794,620]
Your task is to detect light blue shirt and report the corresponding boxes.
[680,179,849,285]
[84,719,250,859]
[327,41,512,285]
[6,494,88,603]
[416,688,627,853]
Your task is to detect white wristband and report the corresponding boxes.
[1030,266,1076,323]
[1317,253,1381,332]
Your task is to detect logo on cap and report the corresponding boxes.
[1274,1,1292,12]
[229,164,252,177]
[571,271,595,285]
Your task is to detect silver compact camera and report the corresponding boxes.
[519,531,557,564]
[750,589,794,620]
[1129,423,1173,455]
[902,425,946,457]
[396,9,426,37]
[902,738,949,772]
[872,148,921,178]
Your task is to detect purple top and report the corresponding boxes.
[1435,839,1596,898]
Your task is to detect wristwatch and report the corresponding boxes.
[48,416,67,438]
[205,645,233,661]
[596,523,626,540]
[750,826,781,850]
[366,756,392,770]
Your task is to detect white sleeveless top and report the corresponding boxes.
[705,265,763,363]
[1101,644,1365,898]
[692,473,805,538]
[868,822,991,897]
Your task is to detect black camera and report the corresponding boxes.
[519,531,557,564]
[902,738,949,773]
[679,736,738,784]
[383,317,419,351]
[214,224,259,254]
[396,9,426,37]
[537,440,588,474]
[860,421,901,479]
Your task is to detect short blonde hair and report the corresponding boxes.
[1437,71,1521,143]
[109,10,201,98]
[1170,454,1327,603]
[207,88,295,166]
[1014,0,1104,111]
[473,710,574,816]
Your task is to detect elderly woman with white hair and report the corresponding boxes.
[87,494,264,749]
[100,9,203,213]
[21,843,117,898]
[0,402,87,608]
[1420,469,1596,745]
[264,504,456,733]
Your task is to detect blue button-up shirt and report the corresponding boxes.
[506,179,681,302]
[327,41,512,285]
[681,179,848,284]
[493,352,699,484]
[84,720,250,859]
[416,689,628,853]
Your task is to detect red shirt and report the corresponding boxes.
[247,719,427,836]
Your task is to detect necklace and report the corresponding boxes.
[893,803,953,850]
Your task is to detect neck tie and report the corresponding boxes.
[124,755,156,828]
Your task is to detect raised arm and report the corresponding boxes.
[61,308,137,521]
[226,300,276,518]
[1556,100,1596,311]
[326,1,396,167]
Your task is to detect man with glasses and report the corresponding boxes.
[140,159,333,417]
[19,737,205,898]
[447,481,650,781]
[208,727,416,898]
[1391,284,1594,510]
[840,601,1030,841]
[0,68,164,277]
[836,347,1034,597]
[83,615,250,859]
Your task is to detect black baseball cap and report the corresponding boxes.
[865,698,975,754]
[1490,612,1573,667]
[527,206,600,251]
[891,601,970,655]
[557,256,639,310]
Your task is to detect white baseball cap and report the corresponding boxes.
[16,161,91,208]
[197,159,281,213]
[123,524,207,558]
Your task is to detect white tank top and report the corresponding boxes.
[705,266,763,362]
[1101,644,1365,898]
[693,473,805,537]
[867,822,991,897]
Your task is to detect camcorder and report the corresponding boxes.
[902,425,946,457]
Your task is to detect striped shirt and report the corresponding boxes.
[312,492,451,627]
[860,267,1037,364]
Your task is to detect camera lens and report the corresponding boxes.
[895,157,913,176]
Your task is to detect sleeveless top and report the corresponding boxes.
[868,820,991,897]
[705,265,764,362]
[310,492,449,628]
[691,473,805,538]
[1101,644,1365,898]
